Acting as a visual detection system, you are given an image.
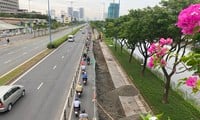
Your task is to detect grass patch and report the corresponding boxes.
[0,49,52,85]
[104,38,200,120]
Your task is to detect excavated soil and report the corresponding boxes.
[93,40,126,120]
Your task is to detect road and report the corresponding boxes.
[69,37,96,120]
[0,29,87,120]
[0,26,80,76]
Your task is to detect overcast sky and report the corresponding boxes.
[19,0,161,20]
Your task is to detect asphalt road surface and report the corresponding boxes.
[0,28,87,120]
[0,26,81,76]
[70,40,96,120]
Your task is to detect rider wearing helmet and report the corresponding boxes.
[86,56,90,65]
[82,72,88,81]
[73,97,81,110]
[76,82,83,93]
[79,109,88,120]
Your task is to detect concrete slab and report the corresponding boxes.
[100,42,130,88]
[119,96,147,117]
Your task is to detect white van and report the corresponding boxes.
[68,35,74,42]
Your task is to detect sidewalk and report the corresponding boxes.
[99,41,150,119]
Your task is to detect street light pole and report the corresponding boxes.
[70,1,74,32]
[48,0,52,44]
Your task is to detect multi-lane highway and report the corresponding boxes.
[0,27,87,120]
[0,26,80,76]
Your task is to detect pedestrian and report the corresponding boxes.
[6,38,10,44]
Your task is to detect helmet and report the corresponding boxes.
[75,97,79,100]
[82,109,85,113]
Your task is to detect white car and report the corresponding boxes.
[0,85,25,112]
[68,35,74,42]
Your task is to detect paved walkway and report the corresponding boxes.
[99,40,150,120]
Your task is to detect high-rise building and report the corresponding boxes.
[68,7,73,17]
[107,3,119,19]
[0,0,19,13]
[79,7,84,19]
[73,10,79,21]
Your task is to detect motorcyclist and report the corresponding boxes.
[83,53,87,61]
[76,82,83,93]
[79,109,88,120]
[81,65,86,73]
[73,97,81,111]
[82,72,88,82]
[81,60,85,65]
[86,56,90,65]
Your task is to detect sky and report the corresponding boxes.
[19,0,161,20]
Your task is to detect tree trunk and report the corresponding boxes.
[114,38,117,51]
[141,56,147,76]
[129,48,134,63]
[162,75,171,104]
[120,44,123,54]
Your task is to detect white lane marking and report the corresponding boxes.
[37,82,44,90]
[8,52,14,55]
[34,46,39,49]
[53,65,57,70]
[62,56,64,59]
[9,44,68,85]
[23,52,27,55]
[4,60,11,64]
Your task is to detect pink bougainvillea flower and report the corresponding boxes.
[159,38,166,46]
[186,76,198,87]
[157,47,168,57]
[166,38,173,45]
[159,38,173,46]
[148,43,157,54]
[148,57,154,68]
[177,4,200,35]
[160,59,167,67]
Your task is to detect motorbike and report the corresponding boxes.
[87,61,90,65]
[83,78,87,85]
[76,91,82,98]
[74,107,80,117]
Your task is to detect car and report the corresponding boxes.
[68,35,74,42]
[0,85,25,112]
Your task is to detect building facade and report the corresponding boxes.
[107,3,119,19]
[67,7,73,17]
[0,0,19,13]
[73,10,79,21]
[79,7,84,19]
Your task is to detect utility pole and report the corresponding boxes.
[48,0,52,45]
[28,0,31,12]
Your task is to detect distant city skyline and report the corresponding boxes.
[19,0,161,20]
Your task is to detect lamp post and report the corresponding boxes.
[28,0,31,12]
[48,0,52,45]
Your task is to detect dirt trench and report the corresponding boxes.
[93,40,125,120]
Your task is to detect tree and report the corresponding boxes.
[147,0,200,103]
[115,15,130,53]
[125,9,145,62]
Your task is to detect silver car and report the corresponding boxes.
[0,85,25,112]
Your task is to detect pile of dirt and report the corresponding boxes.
[93,40,126,120]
